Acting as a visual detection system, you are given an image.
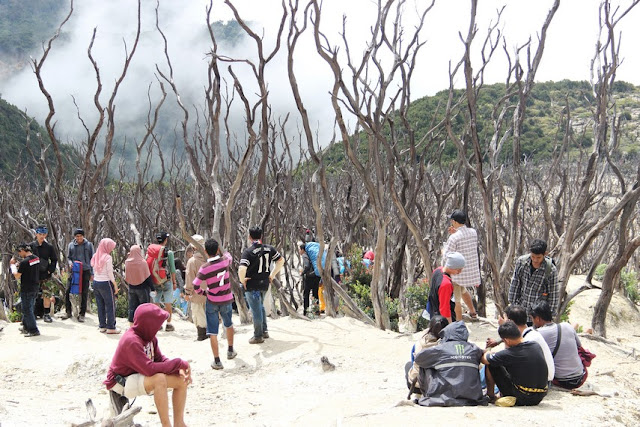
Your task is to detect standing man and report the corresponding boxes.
[238,226,284,344]
[184,234,207,341]
[299,242,319,317]
[508,239,559,318]
[443,210,480,320]
[193,238,237,370]
[427,252,465,323]
[30,225,59,323]
[10,243,41,337]
[154,231,177,332]
[62,228,94,322]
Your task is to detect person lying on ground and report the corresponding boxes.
[413,321,486,407]
[405,315,449,392]
[531,300,588,389]
[485,304,555,381]
[104,303,191,427]
[482,320,548,406]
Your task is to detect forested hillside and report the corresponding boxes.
[0,0,66,57]
[0,96,78,178]
[322,80,640,170]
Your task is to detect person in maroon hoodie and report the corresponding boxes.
[104,303,191,426]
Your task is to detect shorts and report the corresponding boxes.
[110,373,151,399]
[205,302,233,335]
[40,279,57,298]
[154,280,174,304]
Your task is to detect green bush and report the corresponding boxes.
[560,300,574,323]
[115,289,129,319]
[594,264,607,281]
[9,309,22,323]
[405,280,430,331]
[344,245,372,287]
[621,269,639,304]
[347,280,401,331]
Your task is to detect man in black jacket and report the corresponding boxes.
[10,243,41,337]
[30,225,59,323]
[414,321,485,406]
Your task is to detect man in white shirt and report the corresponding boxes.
[443,210,481,319]
[486,305,555,381]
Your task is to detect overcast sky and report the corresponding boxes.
[1,0,638,145]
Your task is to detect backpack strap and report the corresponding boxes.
[552,322,562,358]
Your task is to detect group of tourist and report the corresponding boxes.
[408,209,592,407]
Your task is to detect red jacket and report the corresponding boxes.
[104,304,187,389]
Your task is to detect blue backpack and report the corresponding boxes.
[305,242,321,277]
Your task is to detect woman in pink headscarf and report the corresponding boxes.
[91,238,120,334]
[125,245,155,325]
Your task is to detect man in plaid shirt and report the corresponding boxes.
[508,239,559,319]
[443,210,481,320]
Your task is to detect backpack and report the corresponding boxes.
[69,261,83,294]
[146,244,168,285]
[305,242,321,277]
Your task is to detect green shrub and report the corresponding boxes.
[560,300,573,323]
[405,280,430,331]
[344,245,372,287]
[115,289,129,319]
[594,264,607,281]
[621,269,639,304]
[9,310,22,323]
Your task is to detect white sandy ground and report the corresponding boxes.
[0,275,639,427]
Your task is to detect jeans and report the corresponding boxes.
[21,291,39,333]
[65,269,91,316]
[244,290,267,338]
[94,280,117,329]
[128,285,150,323]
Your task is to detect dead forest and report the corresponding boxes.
[1,0,639,338]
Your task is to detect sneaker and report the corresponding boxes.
[43,314,53,323]
[165,323,175,332]
[495,396,517,407]
[77,315,85,323]
[249,336,264,344]
[60,313,71,320]
[106,329,122,334]
[24,331,41,337]
[18,327,26,334]
[263,331,270,339]
[99,328,107,333]
[227,350,238,360]
[211,360,224,370]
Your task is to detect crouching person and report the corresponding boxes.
[104,303,191,427]
[482,320,548,407]
[413,321,486,406]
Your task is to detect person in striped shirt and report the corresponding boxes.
[193,238,237,370]
[443,210,481,320]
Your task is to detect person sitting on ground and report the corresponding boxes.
[125,245,155,326]
[192,238,237,370]
[405,315,449,393]
[104,303,191,426]
[486,304,555,382]
[91,238,120,334]
[427,252,466,323]
[413,321,486,407]
[531,300,588,389]
[482,320,548,406]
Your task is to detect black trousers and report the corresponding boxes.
[488,365,546,406]
[65,269,91,316]
[303,275,320,315]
